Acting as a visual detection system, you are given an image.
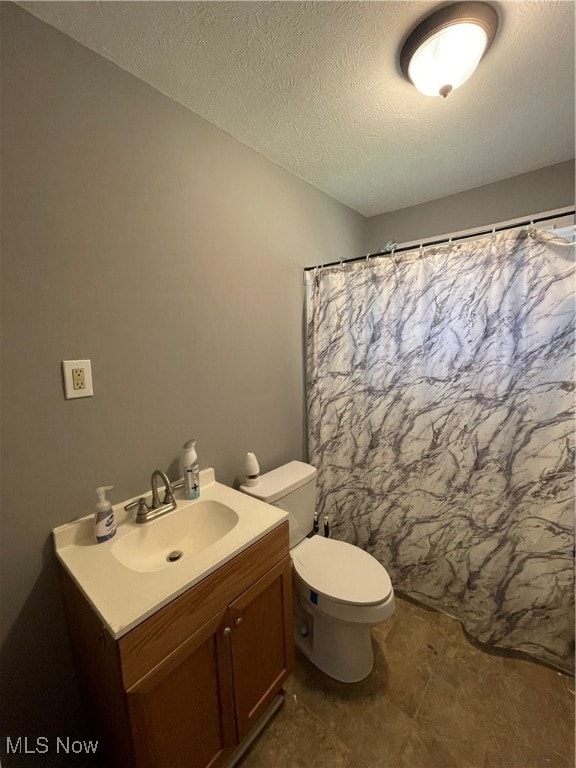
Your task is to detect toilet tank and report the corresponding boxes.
[240,461,317,548]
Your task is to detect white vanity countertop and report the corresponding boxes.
[53,469,288,639]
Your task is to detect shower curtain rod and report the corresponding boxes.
[303,207,576,272]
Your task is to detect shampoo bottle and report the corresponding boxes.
[94,485,116,543]
[182,439,200,500]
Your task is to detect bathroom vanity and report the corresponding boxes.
[54,471,294,768]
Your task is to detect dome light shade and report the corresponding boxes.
[400,3,498,98]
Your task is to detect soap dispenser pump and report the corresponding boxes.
[94,486,116,543]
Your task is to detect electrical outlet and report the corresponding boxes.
[62,360,93,399]
[72,368,85,390]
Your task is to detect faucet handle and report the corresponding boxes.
[160,477,176,505]
[150,469,174,509]
[125,497,150,522]
[124,497,148,512]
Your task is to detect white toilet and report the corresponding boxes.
[241,461,395,683]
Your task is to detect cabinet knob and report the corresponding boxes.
[235,617,243,627]
[223,626,231,637]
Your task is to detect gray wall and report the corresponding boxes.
[0,5,364,764]
[365,160,575,251]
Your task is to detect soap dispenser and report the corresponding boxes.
[181,439,200,500]
[94,486,116,543]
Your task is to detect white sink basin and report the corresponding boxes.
[111,500,239,573]
[52,468,288,638]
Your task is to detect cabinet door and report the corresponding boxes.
[126,609,237,768]
[228,556,294,740]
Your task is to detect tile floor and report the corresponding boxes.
[239,595,575,768]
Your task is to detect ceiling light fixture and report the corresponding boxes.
[400,2,498,98]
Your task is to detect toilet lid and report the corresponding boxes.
[292,536,392,606]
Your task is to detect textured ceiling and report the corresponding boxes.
[17,1,576,217]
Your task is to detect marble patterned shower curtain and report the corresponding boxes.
[306,228,575,672]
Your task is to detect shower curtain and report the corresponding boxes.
[306,228,575,672]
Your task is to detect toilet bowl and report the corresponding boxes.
[292,534,395,682]
[241,461,395,683]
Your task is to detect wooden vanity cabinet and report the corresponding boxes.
[125,608,237,768]
[61,522,293,768]
[228,557,293,741]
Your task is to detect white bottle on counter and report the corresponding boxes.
[94,485,116,543]
[182,439,200,500]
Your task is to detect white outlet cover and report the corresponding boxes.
[62,359,93,399]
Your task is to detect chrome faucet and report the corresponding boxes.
[151,469,174,509]
[124,469,179,524]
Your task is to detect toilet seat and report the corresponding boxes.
[292,535,392,606]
